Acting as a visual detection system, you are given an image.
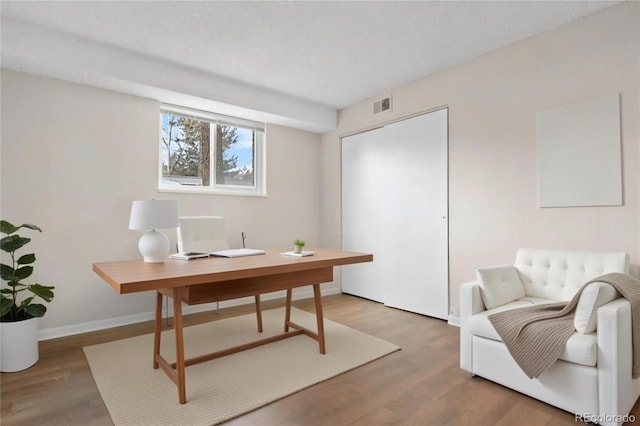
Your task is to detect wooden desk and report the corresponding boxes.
[93,248,372,404]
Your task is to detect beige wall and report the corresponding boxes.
[320,2,640,319]
[1,70,323,337]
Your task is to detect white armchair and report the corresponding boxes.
[460,248,640,426]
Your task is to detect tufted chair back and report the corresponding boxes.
[514,248,629,301]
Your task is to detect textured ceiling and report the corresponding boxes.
[0,1,621,110]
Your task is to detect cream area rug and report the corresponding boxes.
[84,307,400,425]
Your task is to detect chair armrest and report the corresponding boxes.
[596,298,640,425]
[460,280,486,372]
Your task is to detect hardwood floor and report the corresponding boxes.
[2,294,638,425]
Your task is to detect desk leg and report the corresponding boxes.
[284,288,293,332]
[153,291,163,369]
[254,295,263,333]
[312,284,326,354]
[172,287,187,404]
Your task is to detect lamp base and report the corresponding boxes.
[138,229,170,263]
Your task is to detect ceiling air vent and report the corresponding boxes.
[373,95,392,114]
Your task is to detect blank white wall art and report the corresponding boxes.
[536,93,622,207]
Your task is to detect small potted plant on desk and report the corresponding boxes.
[293,239,306,254]
[0,220,55,372]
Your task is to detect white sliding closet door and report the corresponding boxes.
[341,128,387,303]
[341,108,448,319]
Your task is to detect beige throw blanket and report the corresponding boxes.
[489,272,640,379]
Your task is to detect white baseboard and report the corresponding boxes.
[38,286,341,341]
[448,315,460,327]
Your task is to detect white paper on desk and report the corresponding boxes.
[209,248,266,258]
[281,251,315,257]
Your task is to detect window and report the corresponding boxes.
[158,106,266,196]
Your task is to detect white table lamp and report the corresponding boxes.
[129,200,178,263]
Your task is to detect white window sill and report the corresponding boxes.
[157,185,267,197]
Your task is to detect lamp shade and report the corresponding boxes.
[129,200,178,230]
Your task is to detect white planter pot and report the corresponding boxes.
[0,317,39,372]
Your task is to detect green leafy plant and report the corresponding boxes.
[0,220,55,322]
[293,239,305,248]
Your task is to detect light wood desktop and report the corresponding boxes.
[92,248,372,404]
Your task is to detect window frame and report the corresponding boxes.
[157,105,267,197]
